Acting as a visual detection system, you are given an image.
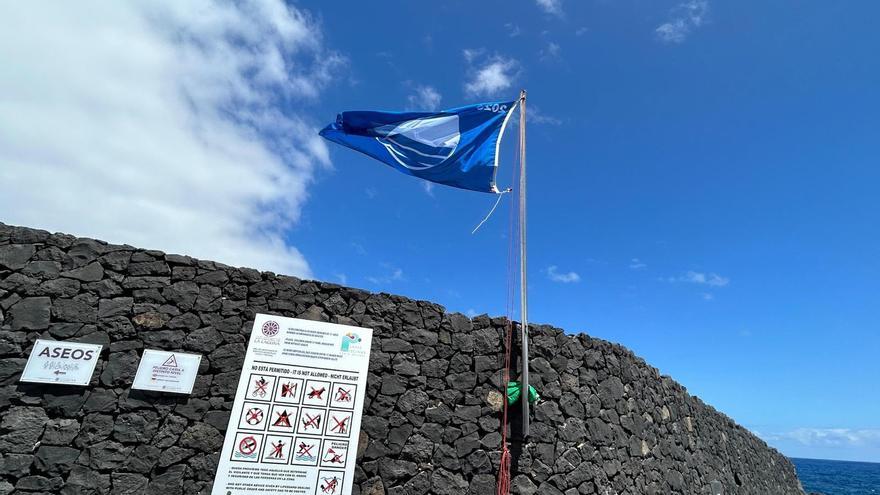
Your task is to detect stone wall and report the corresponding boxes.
[0,223,804,495]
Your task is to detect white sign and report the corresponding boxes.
[213,315,373,495]
[20,339,102,386]
[132,349,202,394]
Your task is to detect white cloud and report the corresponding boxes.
[575,27,589,37]
[464,50,521,98]
[526,106,563,126]
[671,271,729,287]
[701,292,714,301]
[421,182,435,197]
[761,428,880,448]
[406,85,442,111]
[656,0,709,44]
[466,308,478,318]
[539,41,562,61]
[536,0,564,17]
[334,273,348,285]
[547,265,581,283]
[0,1,344,277]
[505,23,522,38]
[629,258,647,270]
[367,263,404,285]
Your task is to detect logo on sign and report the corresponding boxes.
[261,320,280,337]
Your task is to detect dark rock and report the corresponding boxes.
[0,244,35,270]
[8,296,50,330]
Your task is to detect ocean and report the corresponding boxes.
[792,458,880,495]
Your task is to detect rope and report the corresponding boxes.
[496,97,524,495]
[471,189,511,234]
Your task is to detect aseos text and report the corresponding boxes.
[38,347,96,360]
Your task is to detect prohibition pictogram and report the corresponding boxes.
[307,386,325,400]
[320,476,340,494]
[252,376,270,398]
[335,387,351,402]
[239,436,257,455]
[246,408,264,425]
[269,439,286,459]
[322,448,344,465]
[302,413,321,430]
[273,409,292,428]
[281,382,298,397]
[330,415,348,434]
[297,442,314,457]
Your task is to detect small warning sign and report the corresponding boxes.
[132,349,201,394]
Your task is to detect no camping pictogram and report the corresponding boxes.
[273,409,292,428]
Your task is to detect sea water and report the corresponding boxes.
[792,458,880,495]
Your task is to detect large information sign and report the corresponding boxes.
[213,315,373,495]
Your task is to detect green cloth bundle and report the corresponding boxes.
[506,381,540,405]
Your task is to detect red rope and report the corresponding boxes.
[497,116,523,495]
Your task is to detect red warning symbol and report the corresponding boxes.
[273,409,293,428]
[335,387,352,402]
[321,476,340,494]
[330,415,349,434]
[308,386,325,400]
[239,436,257,455]
[246,407,264,425]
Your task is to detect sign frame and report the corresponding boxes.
[131,349,202,394]
[212,315,373,495]
[20,339,103,386]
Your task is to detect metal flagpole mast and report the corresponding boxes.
[518,89,530,438]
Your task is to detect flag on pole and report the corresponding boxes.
[319,100,517,193]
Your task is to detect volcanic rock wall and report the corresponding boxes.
[0,223,804,495]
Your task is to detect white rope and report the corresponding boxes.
[471,188,511,234]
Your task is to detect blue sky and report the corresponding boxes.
[2,0,878,462]
[296,1,880,462]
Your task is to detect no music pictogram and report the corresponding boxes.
[238,436,258,455]
[281,382,298,397]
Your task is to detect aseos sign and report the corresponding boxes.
[20,339,103,386]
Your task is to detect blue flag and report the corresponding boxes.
[319,100,517,193]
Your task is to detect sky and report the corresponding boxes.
[1,0,878,462]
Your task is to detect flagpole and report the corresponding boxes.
[518,89,530,438]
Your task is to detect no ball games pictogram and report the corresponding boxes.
[246,407,264,425]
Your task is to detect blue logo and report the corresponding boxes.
[341,332,361,352]
[373,115,460,170]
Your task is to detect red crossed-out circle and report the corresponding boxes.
[239,436,258,455]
